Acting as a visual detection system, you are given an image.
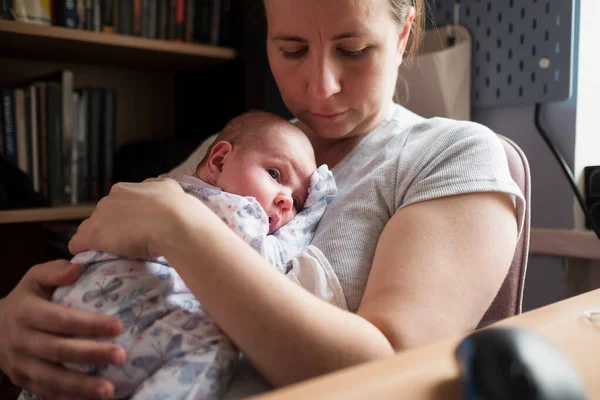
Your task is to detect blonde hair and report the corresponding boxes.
[389,0,425,105]
[388,0,425,62]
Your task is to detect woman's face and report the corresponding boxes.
[264,0,413,140]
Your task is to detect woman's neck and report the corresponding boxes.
[309,134,365,168]
[296,106,390,168]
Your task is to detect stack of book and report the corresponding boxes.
[0,0,232,46]
[0,70,117,207]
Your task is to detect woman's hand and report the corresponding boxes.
[0,260,126,399]
[69,178,192,259]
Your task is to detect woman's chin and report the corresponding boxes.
[304,113,357,140]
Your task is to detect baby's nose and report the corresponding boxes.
[275,193,293,212]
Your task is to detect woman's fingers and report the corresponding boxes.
[14,357,115,400]
[19,294,123,338]
[68,218,93,255]
[23,259,82,289]
[68,179,189,259]
[16,329,125,366]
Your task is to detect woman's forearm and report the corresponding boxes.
[157,210,395,387]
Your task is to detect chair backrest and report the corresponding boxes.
[478,134,531,328]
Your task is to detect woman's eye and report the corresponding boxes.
[268,169,280,181]
[339,48,369,59]
[282,48,307,59]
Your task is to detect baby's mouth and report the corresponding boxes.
[268,214,280,233]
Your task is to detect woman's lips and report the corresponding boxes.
[310,110,348,120]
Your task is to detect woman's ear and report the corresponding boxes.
[203,141,233,183]
[396,7,416,66]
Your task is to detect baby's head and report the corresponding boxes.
[196,110,317,233]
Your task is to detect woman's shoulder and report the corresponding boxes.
[388,104,501,150]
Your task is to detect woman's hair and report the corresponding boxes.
[388,0,425,63]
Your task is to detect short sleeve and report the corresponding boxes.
[395,119,525,235]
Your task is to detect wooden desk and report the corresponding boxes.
[253,289,600,400]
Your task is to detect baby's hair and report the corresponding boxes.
[199,110,299,166]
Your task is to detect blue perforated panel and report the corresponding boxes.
[427,0,574,108]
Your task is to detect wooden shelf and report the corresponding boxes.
[0,204,96,224]
[0,20,237,70]
[530,228,600,260]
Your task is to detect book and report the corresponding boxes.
[1,88,17,164]
[12,0,52,24]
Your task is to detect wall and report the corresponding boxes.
[472,0,581,311]
[574,0,600,230]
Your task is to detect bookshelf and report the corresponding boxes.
[0,204,95,224]
[0,13,240,225]
[0,20,237,70]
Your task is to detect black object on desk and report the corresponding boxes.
[455,327,588,400]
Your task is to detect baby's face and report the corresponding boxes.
[216,126,316,233]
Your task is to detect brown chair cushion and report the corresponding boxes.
[477,135,531,328]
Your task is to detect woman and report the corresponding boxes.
[0,0,525,399]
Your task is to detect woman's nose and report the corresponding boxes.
[307,55,341,100]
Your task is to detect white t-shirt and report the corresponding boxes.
[166,102,526,398]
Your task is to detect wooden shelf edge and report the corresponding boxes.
[530,228,600,260]
[0,204,96,224]
[0,19,237,68]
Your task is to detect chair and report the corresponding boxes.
[478,134,532,328]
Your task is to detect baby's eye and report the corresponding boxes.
[293,198,299,210]
[268,169,280,181]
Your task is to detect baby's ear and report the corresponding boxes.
[205,141,233,180]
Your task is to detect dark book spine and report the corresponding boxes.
[157,0,167,39]
[118,0,133,35]
[167,0,176,40]
[148,0,157,38]
[102,0,114,32]
[134,0,142,36]
[87,88,103,201]
[0,0,13,20]
[141,0,149,37]
[174,0,184,42]
[1,88,17,165]
[83,0,93,29]
[184,0,193,42]
[202,0,212,43]
[93,0,102,31]
[56,0,79,28]
[219,0,230,46]
[76,89,88,202]
[35,83,48,198]
[24,89,34,178]
[27,85,40,192]
[210,0,221,45]
[0,108,4,156]
[102,89,116,197]
[61,71,74,204]
[46,82,63,205]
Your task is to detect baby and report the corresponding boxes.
[19,111,345,400]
